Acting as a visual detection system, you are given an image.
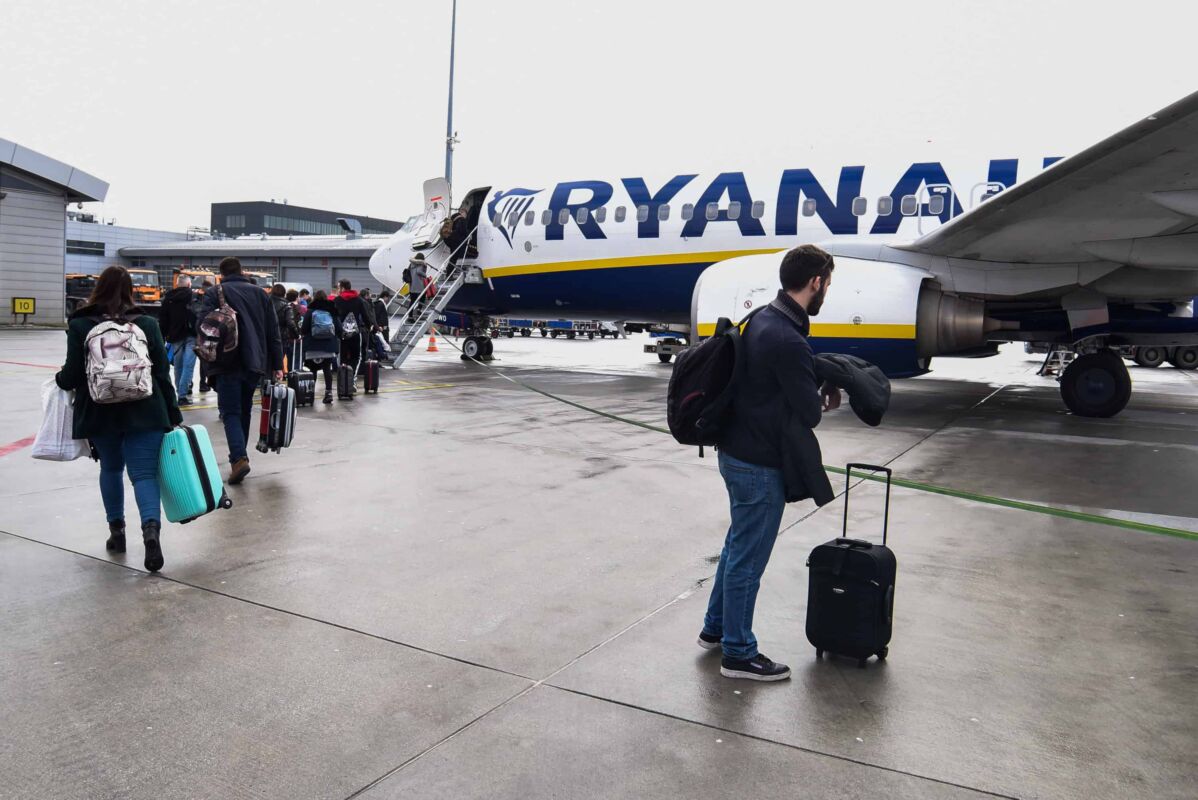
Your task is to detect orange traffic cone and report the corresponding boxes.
[427,333,439,352]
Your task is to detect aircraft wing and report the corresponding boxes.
[898,91,1198,270]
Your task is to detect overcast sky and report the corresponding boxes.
[2,0,1194,232]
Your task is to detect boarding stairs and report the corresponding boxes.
[382,229,479,369]
[1039,347,1075,377]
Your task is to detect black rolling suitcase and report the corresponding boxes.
[362,359,380,394]
[806,463,896,667]
[285,341,316,407]
[337,363,356,400]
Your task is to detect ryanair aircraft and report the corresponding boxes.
[370,92,1198,417]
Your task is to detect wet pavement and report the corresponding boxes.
[1,329,1196,799]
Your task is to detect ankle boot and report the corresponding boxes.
[106,520,126,553]
[142,520,164,573]
[323,391,334,404]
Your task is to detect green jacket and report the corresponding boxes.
[55,306,183,439]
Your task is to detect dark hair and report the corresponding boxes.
[379,290,392,299]
[314,289,328,302]
[87,265,136,318]
[360,288,371,298]
[219,256,242,276]
[339,278,352,290]
[299,288,310,296]
[779,245,835,292]
[271,282,286,298]
[285,289,298,302]
[202,280,213,288]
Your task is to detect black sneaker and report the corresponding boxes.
[720,653,791,682]
[697,631,721,650]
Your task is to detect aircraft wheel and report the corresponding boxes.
[1060,350,1131,417]
[1133,346,1167,368]
[462,337,482,359]
[483,338,495,357]
[1167,345,1198,370]
[658,353,673,364]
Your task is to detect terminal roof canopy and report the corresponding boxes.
[0,136,108,202]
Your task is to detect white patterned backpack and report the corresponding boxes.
[83,318,154,404]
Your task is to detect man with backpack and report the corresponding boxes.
[158,274,201,405]
[334,278,369,374]
[695,245,841,682]
[198,257,284,485]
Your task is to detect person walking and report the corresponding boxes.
[406,254,431,316]
[54,265,183,573]
[271,283,301,371]
[699,244,841,682]
[200,257,284,484]
[158,274,200,405]
[197,280,214,396]
[302,289,340,404]
[333,279,369,375]
[374,290,392,342]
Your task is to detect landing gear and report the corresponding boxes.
[1133,346,1167,368]
[1168,345,1198,370]
[1060,350,1131,417]
[462,336,483,360]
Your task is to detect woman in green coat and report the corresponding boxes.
[55,265,183,572]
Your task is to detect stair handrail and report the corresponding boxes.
[384,222,481,335]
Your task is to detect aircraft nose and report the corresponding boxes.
[369,231,413,291]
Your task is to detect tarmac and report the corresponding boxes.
[1,329,1196,800]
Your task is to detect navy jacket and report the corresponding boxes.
[200,274,284,378]
[719,291,834,505]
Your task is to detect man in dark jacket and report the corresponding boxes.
[374,291,392,343]
[334,279,369,373]
[158,275,200,405]
[201,257,284,484]
[700,244,841,682]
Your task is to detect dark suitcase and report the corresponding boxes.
[806,464,896,667]
[288,371,316,407]
[362,359,380,394]
[256,382,296,453]
[337,363,356,400]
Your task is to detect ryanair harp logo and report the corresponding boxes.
[488,188,541,248]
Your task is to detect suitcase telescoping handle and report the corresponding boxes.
[842,463,892,547]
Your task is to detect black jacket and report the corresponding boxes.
[373,298,389,329]
[200,274,284,377]
[334,291,369,336]
[158,286,198,343]
[719,291,833,505]
[272,294,300,341]
[360,295,377,328]
[56,306,183,438]
[814,354,891,427]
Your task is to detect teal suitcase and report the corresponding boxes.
[159,424,233,523]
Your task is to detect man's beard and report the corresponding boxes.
[807,283,829,316]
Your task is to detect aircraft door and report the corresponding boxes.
[410,177,452,250]
[917,183,960,235]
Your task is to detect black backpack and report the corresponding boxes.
[666,308,763,452]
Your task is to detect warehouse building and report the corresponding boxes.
[0,137,108,325]
[120,234,392,295]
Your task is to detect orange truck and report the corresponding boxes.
[65,268,161,315]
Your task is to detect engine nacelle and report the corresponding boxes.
[692,254,988,378]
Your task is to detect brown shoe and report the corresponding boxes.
[229,457,251,485]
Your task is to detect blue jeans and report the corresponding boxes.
[91,430,165,526]
[171,337,196,398]
[215,373,258,463]
[703,451,787,660]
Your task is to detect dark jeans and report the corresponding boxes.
[215,373,258,463]
[703,451,787,660]
[308,359,334,392]
[91,430,165,526]
[341,334,362,372]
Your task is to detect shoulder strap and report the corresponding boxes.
[217,285,227,307]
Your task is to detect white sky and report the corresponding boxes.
[2,0,1194,231]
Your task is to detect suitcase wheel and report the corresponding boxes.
[877,647,888,661]
[815,649,823,659]
[218,492,233,510]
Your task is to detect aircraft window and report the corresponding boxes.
[658,204,670,221]
[751,200,765,219]
[705,202,719,221]
[928,195,945,215]
[615,206,627,223]
[851,197,867,217]
[595,207,607,223]
[681,203,694,221]
[877,196,894,216]
[558,208,570,226]
[542,209,552,225]
[493,213,503,226]
[576,207,589,224]
[727,201,742,220]
[801,198,817,217]
[524,210,535,226]
[508,210,520,226]
[900,195,918,215]
[636,205,650,222]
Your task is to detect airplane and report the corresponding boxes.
[369,91,1198,418]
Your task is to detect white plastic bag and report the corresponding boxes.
[32,378,90,462]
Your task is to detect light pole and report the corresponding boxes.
[444,0,459,202]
